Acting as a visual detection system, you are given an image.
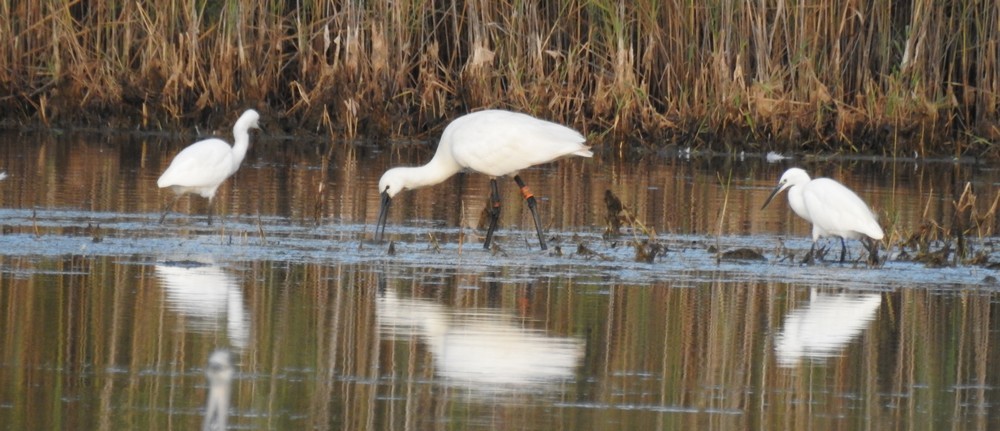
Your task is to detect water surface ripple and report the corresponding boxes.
[1,133,998,430]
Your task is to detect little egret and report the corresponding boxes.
[202,350,234,431]
[762,167,884,263]
[374,109,591,250]
[157,109,261,224]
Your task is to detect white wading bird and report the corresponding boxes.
[158,109,261,224]
[762,167,884,264]
[374,109,591,250]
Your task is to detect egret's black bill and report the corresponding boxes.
[761,185,784,210]
[375,191,391,242]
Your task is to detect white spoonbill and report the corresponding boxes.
[157,109,261,224]
[374,109,591,250]
[761,167,884,263]
[202,350,234,431]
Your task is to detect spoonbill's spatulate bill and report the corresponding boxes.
[761,167,884,263]
[157,109,261,224]
[202,350,234,431]
[375,109,591,250]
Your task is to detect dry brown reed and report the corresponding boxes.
[1,1,997,155]
[903,181,1000,266]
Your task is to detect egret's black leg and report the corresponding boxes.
[483,179,502,249]
[839,237,847,263]
[159,196,180,224]
[514,175,547,250]
[804,242,816,265]
[207,198,214,226]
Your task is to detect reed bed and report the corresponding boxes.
[0,1,997,155]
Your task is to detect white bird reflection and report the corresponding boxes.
[377,289,584,389]
[155,261,250,350]
[202,350,234,431]
[775,289,882,367]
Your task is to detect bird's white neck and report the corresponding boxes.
[228,123,253,171]
[398,153,463,191]
[787,185,809,220]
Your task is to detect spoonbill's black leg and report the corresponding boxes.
[514,175,547,250]
[483,178,502,249]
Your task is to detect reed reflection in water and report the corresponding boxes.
[774,289,883,366]
[2,257,1000,429]
[377,287,583,390]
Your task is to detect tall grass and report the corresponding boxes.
[0,0,997,155]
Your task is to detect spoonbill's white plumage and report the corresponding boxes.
[375,109,591,250]
[762,167,884,263]
[202,350,234,431]
[158,109,261,224]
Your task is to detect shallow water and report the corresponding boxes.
[1,131,999,430]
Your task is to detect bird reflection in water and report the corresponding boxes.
[155,261,250,350]
[377,288,584,389]
[202,350,234,431]
[775,289,882,367]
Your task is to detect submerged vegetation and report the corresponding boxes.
[0,1,998,155]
